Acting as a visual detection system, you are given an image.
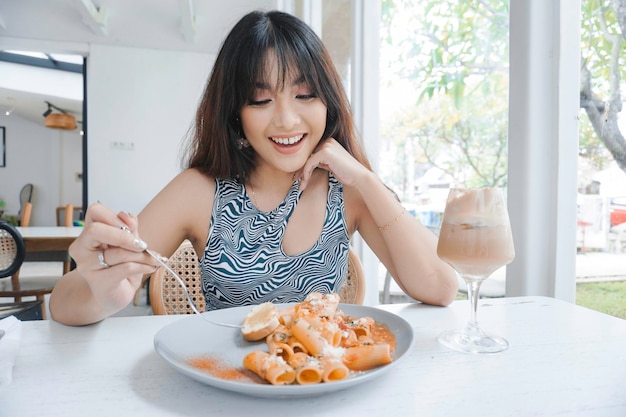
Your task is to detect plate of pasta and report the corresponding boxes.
[154,293,414,398]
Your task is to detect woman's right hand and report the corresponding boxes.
[68,202,161,314]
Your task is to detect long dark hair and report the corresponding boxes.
[185,10,371,181]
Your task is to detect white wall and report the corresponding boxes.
[0,113,82,225]
[86,45,213,215]
[0,44,214,223]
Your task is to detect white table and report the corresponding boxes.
[16,226,82,253]
[16,226,82,240]
[1,296,625,417]
[16,226,82,273]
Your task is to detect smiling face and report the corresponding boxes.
[239,55,327,176]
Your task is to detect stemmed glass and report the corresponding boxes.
[436,187,515,354]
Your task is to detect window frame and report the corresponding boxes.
[355,0,580,303]
[506,0,579,302]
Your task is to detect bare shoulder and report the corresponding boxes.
[156,168,216,207]
[139,168,216,253]
[171,168,216,189]
[170,169,216,244]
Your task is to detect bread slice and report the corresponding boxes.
[241,302,280,341]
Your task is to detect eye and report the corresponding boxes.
[247,99,272,106]
[296,93,317,101]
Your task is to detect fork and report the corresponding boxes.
[145,249,242,328]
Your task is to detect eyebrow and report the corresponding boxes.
[254,75,307,91]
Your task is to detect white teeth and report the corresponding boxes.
[270,134,304,145]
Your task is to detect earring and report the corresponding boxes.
[238,138,250,149]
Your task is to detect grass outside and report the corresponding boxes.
[456,280,626,320]
[576,280,626,319]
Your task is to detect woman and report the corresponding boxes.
[50,10,457,326]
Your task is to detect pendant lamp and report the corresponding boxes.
[42,101,77,130]
[45,113,77,130]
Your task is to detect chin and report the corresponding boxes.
[270,156,306,173]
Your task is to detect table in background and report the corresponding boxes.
[1,296,625,417]
[16,226,82,273]
[16,226,82,252]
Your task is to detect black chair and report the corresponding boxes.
[0,300,43,321]
[0,220,59,319]
[18,184,33,224]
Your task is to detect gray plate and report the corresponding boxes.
[154,303,415,398]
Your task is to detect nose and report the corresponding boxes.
[273,98,301,129]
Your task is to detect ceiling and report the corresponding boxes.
[0,0,276,127]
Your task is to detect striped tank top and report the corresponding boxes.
[200,174,350,310]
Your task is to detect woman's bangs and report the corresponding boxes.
[260,44,322,95]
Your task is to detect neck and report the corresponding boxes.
[247,168,296,211]
[248,165,296,193]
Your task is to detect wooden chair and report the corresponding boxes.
[149,242,365,315]
[341,249,366,304]
[20,202,73,274]
[0,221,59,319]
[149,240,203,315]
[56,204,82,226]
[20,202,32,227]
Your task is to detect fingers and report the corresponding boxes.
[79,222,147,253]
[117,211,139,234]
[298,162,315,191]
[116,211,148,252]
[298,138,339,191]
[82,261,155,312]
[64,203,160,316]
[97,250,109,269]
[80,204,148,252]
[84,202,128,231]
[94,247,159,271]
[300,138,370,192]
[69,203,152,276]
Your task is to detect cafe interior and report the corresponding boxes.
[0,0,583,310]
[1,2,625,416]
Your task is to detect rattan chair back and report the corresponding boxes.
[340,249,365,304]
[149,241,204,315]
[0,221,25,278]
[0,221,55,319]
[149,242,365,315]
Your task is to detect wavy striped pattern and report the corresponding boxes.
[200,175,350,310]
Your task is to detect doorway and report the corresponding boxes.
[0,50,85,226]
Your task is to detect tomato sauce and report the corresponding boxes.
[370,322,397,352]
[187,356,265,384]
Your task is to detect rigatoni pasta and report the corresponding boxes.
[242,292,395,385]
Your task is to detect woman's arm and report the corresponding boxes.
[345,172,458,306]
[49,169,215,325]
[298,139,457,306]
[49,208,159,325]
[136,168,214,259]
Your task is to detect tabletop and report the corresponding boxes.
[16,226,82,270]
[16,226,82,239]
[1,296,625,417]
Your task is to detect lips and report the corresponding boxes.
[269,134,305,145]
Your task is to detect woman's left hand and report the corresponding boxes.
[296,138,370,191]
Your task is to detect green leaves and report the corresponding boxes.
[382,0,508,107]
[380,0,510,192]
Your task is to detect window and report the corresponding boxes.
[379,0,510,300]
